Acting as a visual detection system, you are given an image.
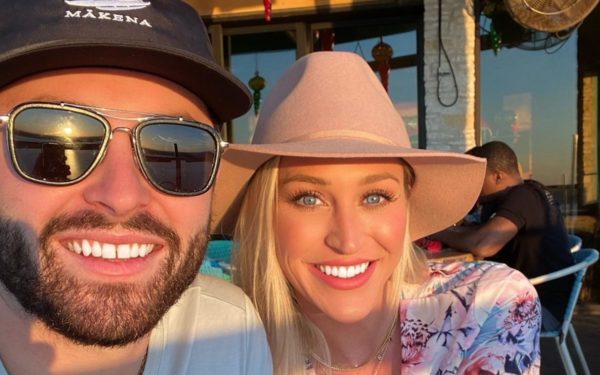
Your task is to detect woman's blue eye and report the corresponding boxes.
[299,195,319,206]
[365,194,382,204]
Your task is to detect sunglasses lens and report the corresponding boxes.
[137,123,218,194]
[11,107,107,183]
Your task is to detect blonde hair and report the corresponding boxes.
[233,156,428,374]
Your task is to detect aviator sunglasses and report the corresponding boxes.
[0,102,228,196]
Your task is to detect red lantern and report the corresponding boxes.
[263,0,272,21]
[371,38,393,92]
[319,29,335,51]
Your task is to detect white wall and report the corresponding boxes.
[423,0,477,151]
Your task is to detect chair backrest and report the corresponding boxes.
[529,248,599,339]
[206,239,233,262]
[199,240,234,281]
[568,234,583,253]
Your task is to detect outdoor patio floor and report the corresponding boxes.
[539,304,600,374]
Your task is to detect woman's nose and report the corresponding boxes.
[324,205,365,254]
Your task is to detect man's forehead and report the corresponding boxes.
[18,95,198,121]
[0,68,212,123]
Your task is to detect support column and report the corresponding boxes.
[423,0,477,151]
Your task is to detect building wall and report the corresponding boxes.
[423,0,476,151]
[580,76,598,205]
[578,5,600,207]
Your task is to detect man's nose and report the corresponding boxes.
[324,205,366,255]
[81,128,151,216]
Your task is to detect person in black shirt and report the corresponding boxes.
[432,141,574,330]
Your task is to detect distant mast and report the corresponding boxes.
[64,0,151,11]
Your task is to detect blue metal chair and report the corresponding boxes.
[199,240,233,281]
[206,239,233,262]
[568,234,583,253]
[529,248,599,375]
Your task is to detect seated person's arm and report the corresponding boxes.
[431,216,518,258]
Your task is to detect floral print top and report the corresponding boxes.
[307,261,541,374]
[400,261,540,374]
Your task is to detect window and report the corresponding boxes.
[480,34,578,190]
[313,20,420,146]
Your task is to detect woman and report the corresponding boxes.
[211,52,540,374]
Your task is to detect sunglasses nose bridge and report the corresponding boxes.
[109,125,140,161]
[111,126,133,136]
[110,126,135,147]
[108,125,148,179]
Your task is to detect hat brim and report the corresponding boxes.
[211,140,486,240]
[0,42,251,122]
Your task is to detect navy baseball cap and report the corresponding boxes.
[0,0,251,122]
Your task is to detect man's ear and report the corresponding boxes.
[494,170,503,184]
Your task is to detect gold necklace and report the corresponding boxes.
[137,347,148,375]
[312,314,398,372]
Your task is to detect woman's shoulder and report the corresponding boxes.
[400,262,541,374]
[415,260,532,298]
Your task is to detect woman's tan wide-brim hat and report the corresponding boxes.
[211,51,486,240]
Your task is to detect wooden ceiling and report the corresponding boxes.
[185,0,420,22]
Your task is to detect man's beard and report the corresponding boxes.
[0,211,208,347]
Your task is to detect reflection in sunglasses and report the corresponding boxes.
[32,143,71,182]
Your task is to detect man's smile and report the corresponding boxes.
[65,240,158,260]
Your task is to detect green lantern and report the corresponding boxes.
[248,71,266,116]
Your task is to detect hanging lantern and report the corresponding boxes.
[263,0,272,21]
[248,71,266,116]
[319,29,335,51]
[371,38,393,92]
[489,21,502,56]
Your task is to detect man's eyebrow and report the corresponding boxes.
[281,174,330,186]
[361,172,400,185]
[29,95,59,102]
[26,96,196,119]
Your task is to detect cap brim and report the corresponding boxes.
[211,140,486,240]
[0,42,251,122]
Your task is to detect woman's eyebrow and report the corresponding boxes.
[281,172,400,186]
[281,174,330,186]
[361,173,400,185]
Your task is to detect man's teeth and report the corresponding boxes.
[318,262,370,279]
[67,240,155,260]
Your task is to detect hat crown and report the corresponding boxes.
[0,0,212,65]
[253,52,411,148]
[0,0,251,122]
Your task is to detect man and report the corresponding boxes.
[0,1,272,374]
[432,141,574,330]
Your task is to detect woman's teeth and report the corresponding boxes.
[318,262,370,279]
[67,240,155,260]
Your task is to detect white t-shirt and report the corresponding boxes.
[0,275,273,374]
